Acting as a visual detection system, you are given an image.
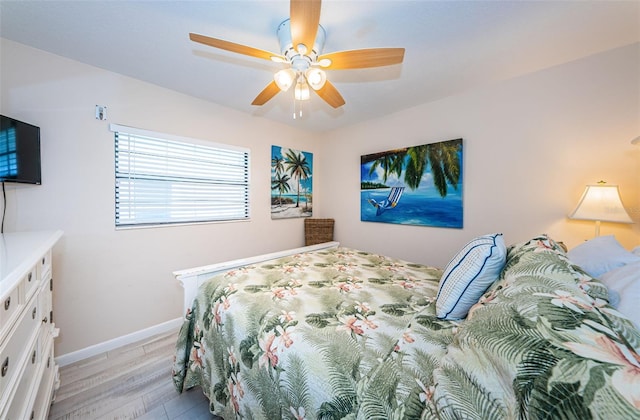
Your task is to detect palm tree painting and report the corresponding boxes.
[271,145,313,219]
[361,138,463,228]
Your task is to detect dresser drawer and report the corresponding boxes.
[0,298,40,404]
[24,265,40,301]
[39,279,54,338]
[38,250,52,282]
[0,283,23,342]
[1,265,39,342]
[2,335,40,420]
[31,341,57,420]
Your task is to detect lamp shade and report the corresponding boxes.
[274,69,296,92]
[294,82,310,101]
[568,183,632,224]
[305,68,327,90]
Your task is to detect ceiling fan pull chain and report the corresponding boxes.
[293,100,304,120]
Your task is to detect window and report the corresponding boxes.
[112,124,249,228]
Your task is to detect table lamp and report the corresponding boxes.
[568,181,633,237]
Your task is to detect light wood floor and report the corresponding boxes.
[48,328,221,420]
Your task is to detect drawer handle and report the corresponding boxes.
[3,297,10,311]
[42,257,46,265]
[32,307,37,319]
[1,357,8,377]
[28,272,33,282]
[42,315,49,324]
[31,350,36,364]
[30,410,35,420]
[47,356,51,368]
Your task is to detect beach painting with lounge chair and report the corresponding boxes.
[271,145,313,219]
[361,138,463,228]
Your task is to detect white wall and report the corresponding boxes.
[317,43,640,268]
[0,39,322,355]
[2,38,639,356]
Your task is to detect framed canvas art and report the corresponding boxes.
[271,145,313,219]
[360,138,463,228]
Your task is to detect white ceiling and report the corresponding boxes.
[1,1,639,132]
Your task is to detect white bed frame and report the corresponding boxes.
[173,241,340,314]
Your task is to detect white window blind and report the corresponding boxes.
[112,124,250,227]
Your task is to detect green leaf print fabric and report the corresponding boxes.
[432,235,640,419]
[173,237,640,419]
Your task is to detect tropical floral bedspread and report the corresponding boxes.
[172,237,640,419]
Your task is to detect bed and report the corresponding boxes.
[172,234,640,419]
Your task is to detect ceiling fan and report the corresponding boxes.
[189,0,405,109]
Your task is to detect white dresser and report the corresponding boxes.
[0,230,63,420]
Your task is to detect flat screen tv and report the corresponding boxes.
[0,115,41,185]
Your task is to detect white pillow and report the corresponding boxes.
[567,235,640,278]
[436,233,507,320]
[599,261,640,329]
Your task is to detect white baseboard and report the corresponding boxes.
[55,317,183,367]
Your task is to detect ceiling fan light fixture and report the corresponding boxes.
[294,81,310,101]
[305,68,326,90]
[274,68,296,91]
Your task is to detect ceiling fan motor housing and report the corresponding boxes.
[277,19,326,69]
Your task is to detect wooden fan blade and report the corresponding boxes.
[290,0,321,54]
[314,80,345,108]
[189,33,282,61]
[252,80,281,106]
[319,48,405,70]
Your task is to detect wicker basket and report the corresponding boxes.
[304,218,334,246]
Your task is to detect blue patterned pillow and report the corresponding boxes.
[436,233,507,320]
